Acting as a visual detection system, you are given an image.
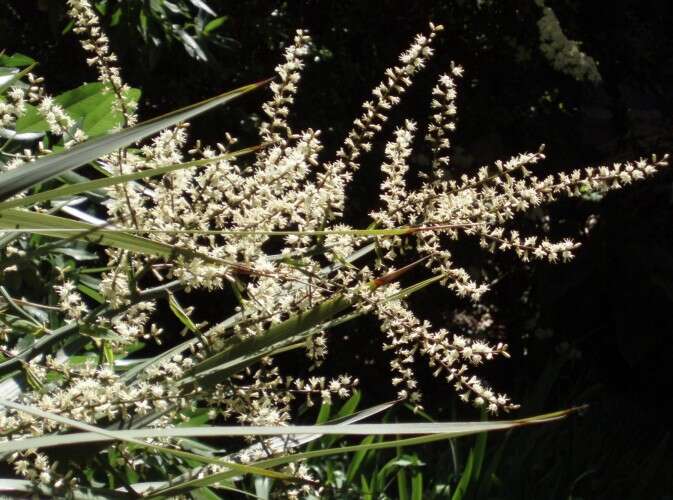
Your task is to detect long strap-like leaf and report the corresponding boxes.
[142,408,580,498]
[0,79,269,201]
[0,397,292,481]
[0,208,186,257]
[0,406,576,454]
[0,146,259,211]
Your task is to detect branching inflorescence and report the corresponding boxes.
[0,4,669,494]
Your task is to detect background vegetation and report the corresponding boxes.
[2,0,672,498]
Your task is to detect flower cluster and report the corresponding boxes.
[536,0,602,83]
[67,0,138,125]
[0,71,88,178]
[0,9,669,496]
[259,29,311,147]
[426,67,462,171]
[369,283,515,412]
[37,97,75,137]
[0,72,46,130]
[0,87,26,129]
[54,280,88,322]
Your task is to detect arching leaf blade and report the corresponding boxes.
[0,79,269,201]
[0,146,259,211]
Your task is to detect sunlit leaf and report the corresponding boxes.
[0,407,578,453]
[0,146,258,211]
[0,80,269,201]
[0,397,294,481]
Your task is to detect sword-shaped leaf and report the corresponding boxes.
[0,79,269,201]
[0,146,258,211]
[0,397,293,481]
[140,408,581,498]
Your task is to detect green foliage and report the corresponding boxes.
[58,0,230,65]
[15,83,141,137]
[0,53,35,68]
[3,3,669,497]
[0,46,578,497]
[0,79,262,200]
[299,397,584,500]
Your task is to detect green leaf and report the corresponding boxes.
[139,9,148,38]
[314,399,333,425]
[177,30,208,61]
[24,363,44,392]
[387,272,446,301]
[0,53,36,67]
[346,435,376,483]
[182,294,353,389]
[168,293,199,333]
[307,394,371,455]
[177,408,211,428]
[451,449,474,500]
[77,279,105,304]
[376,452,422,490]
[322,391,362,449]
[360,474,371,496]
[49,246,98,261]
[0,408,576,454]
[0,397,293,481]
[79,322,127,342]
[80,88,140,136]
[0,79,269,201]
[472,419,488,481]
[0,209,188,258]
[110,7,122,26]
[15,83,141,136]
[103,341,115,365]
[190,0,217,16]
[397,466,410,500]
[0,63,37,95]
[204,16,227,34]
[411,471,423,500]
[159,409,579,496]
[335,390,362,419]
[0,478,127,499]
[474,433,509,499]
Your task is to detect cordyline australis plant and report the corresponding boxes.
[0,3,668,497]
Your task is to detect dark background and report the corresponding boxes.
[2,1,673,498]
